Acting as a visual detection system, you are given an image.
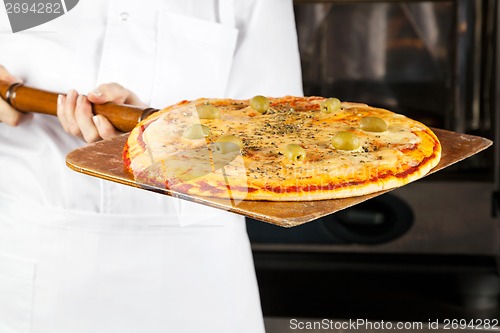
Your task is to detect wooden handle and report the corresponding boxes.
[0,81,157,132]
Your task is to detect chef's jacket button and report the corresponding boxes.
[120,12,129,21]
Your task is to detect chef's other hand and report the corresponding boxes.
[57,83,147,143]
[0,65,33,126]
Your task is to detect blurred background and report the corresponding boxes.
[246,0,500,330]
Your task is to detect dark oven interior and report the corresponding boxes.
[247,0,500,323]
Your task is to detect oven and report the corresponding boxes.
[247,0,500,323]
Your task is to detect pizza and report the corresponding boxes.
[123,96,441,201]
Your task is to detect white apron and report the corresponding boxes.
[0,195,262,333]
[0,0,303,332]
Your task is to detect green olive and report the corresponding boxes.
[321,98,341,113]
[182,124,211,140]
[283,144,306,163]
[215,135,243,153]
[331,132,360,151]
[196,104,220,119]
[250,95,270,114]
[360,116,388,132]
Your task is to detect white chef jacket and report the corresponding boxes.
[0,1,303,332]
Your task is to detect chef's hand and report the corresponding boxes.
[57,83,147,143]
[0,65,33,126]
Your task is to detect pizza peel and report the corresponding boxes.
[0,82,493,227]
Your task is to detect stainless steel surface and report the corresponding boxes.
[253,0,500,325]
[252,182,498,256]
[291,0,498,254]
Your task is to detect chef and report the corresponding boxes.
[0,1,303,332]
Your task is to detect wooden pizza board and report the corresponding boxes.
[66,129,492,227]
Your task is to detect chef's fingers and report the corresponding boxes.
[0,96,33,126]
[0,65,32,126]
[87,83,147,107]
[56,94,69,131]
[58,89,83,139]
[92,115,120,140]
[75,95,101,143]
